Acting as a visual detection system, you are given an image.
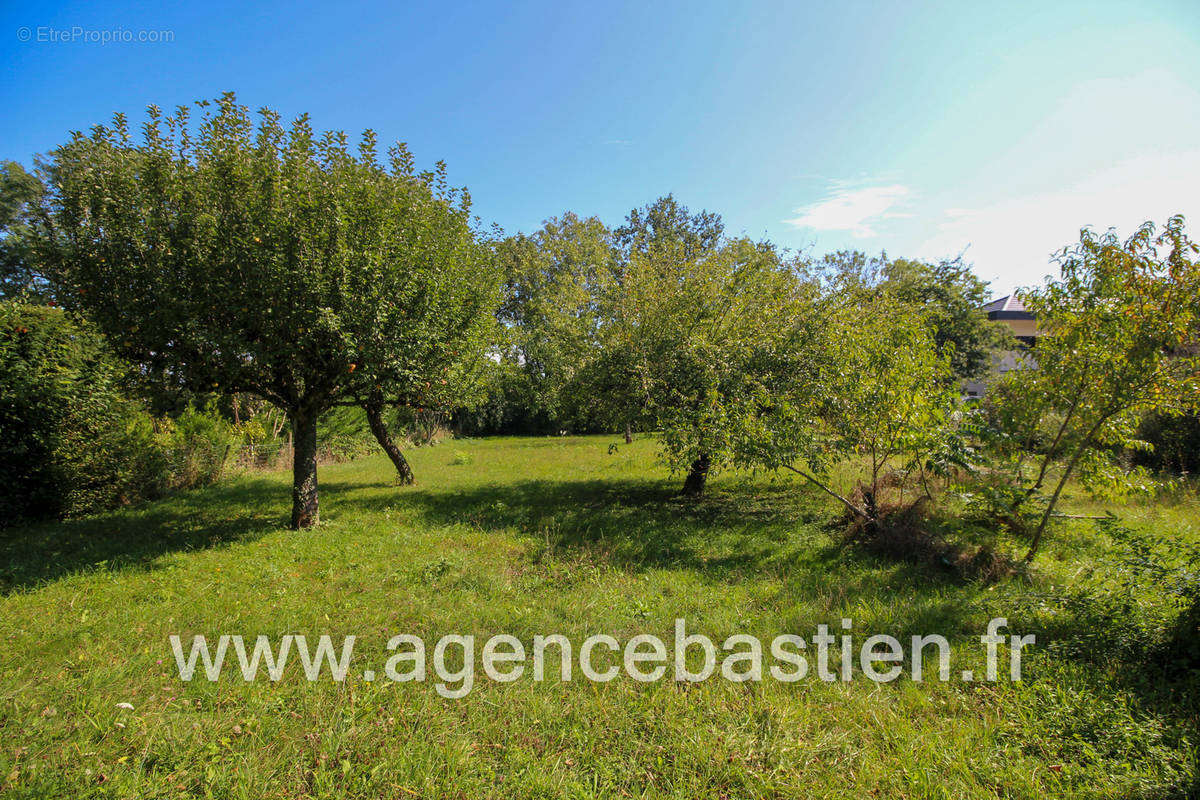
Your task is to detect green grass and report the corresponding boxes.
[0,435,1196,798]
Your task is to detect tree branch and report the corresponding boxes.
[780,463,871,520]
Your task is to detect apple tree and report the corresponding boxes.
[40,94,497,527]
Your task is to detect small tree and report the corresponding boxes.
[41,94,497,528]
[736,288,959,525]
[553,230,777,493]
[988,215,1200,561]
[346,191,497,485]
[497,197,757,493]
[583,196,736,493]
[627,238,817,495]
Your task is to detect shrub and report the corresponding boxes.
[0,302,165,522]
[0,303,241,524]
[158,402,233,490]
[1133,411,1200,475]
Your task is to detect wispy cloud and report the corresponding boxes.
[784,184,911,238]
[602,138,631,146]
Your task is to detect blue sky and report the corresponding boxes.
[2,0,1198,293]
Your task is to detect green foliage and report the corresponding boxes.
[1008,676,1189,785]
[0,302,165,522]
[1013,519,1199,665]
[0,160,47,300]
[881,256,1012,380]
[1133,411,1200,474]
[509,198,827,492]
[613,193,724,261]
[451,357,557,436]
[983,215,1200,559]
[817,250,1009,381]
[816,293,959,495]
[497,197,736,446]
[497,212,620,429]
[494,205,970,502]
[0,303,253,522]
[732,287,961,521]
[632,238,819,486]
[38,93,498,527]
[157,402,234,490]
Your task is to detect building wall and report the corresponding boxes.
[1005,318,1037,338]
[963,316,1040,398]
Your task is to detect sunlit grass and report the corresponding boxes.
[0,435,1195,798]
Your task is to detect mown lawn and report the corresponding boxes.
[0,435,1196,798]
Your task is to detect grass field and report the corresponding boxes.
[0,435,1196,798]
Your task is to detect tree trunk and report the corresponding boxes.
[366,399,415,485]
[1024,436,1093,562]
[624,422,632,445]
[290,407,320,529]
[681,453,710,497]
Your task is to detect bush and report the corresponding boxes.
[158,402,233,490]
[0,303,238,524]
[0,302,166,522]
[56,398,168,518]
[1133,412,1200,475]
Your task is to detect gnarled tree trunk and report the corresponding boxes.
[366,397,414,485]
[681,452,710,497]
[290,407,320,529]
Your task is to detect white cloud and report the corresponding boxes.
[784,184,911,238]
[917,148,1200,294]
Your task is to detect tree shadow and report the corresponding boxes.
[0,476,287,594]
[329,474,996,627]
[325,475,841,580]
[5,461,1193,791]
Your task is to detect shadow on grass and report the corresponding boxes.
[326,475,987,602]
[996,525,1200,796]
[0,476,287,595]
[4,465,997,607]
[327,476,828,575]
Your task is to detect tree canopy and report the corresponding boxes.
[818,250,1009,381]
[984,215,1200,560]
[40,93,498,527]
[0,160,47,301]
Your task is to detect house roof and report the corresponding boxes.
[982,294,1035,320]
[982,294,1026,313]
